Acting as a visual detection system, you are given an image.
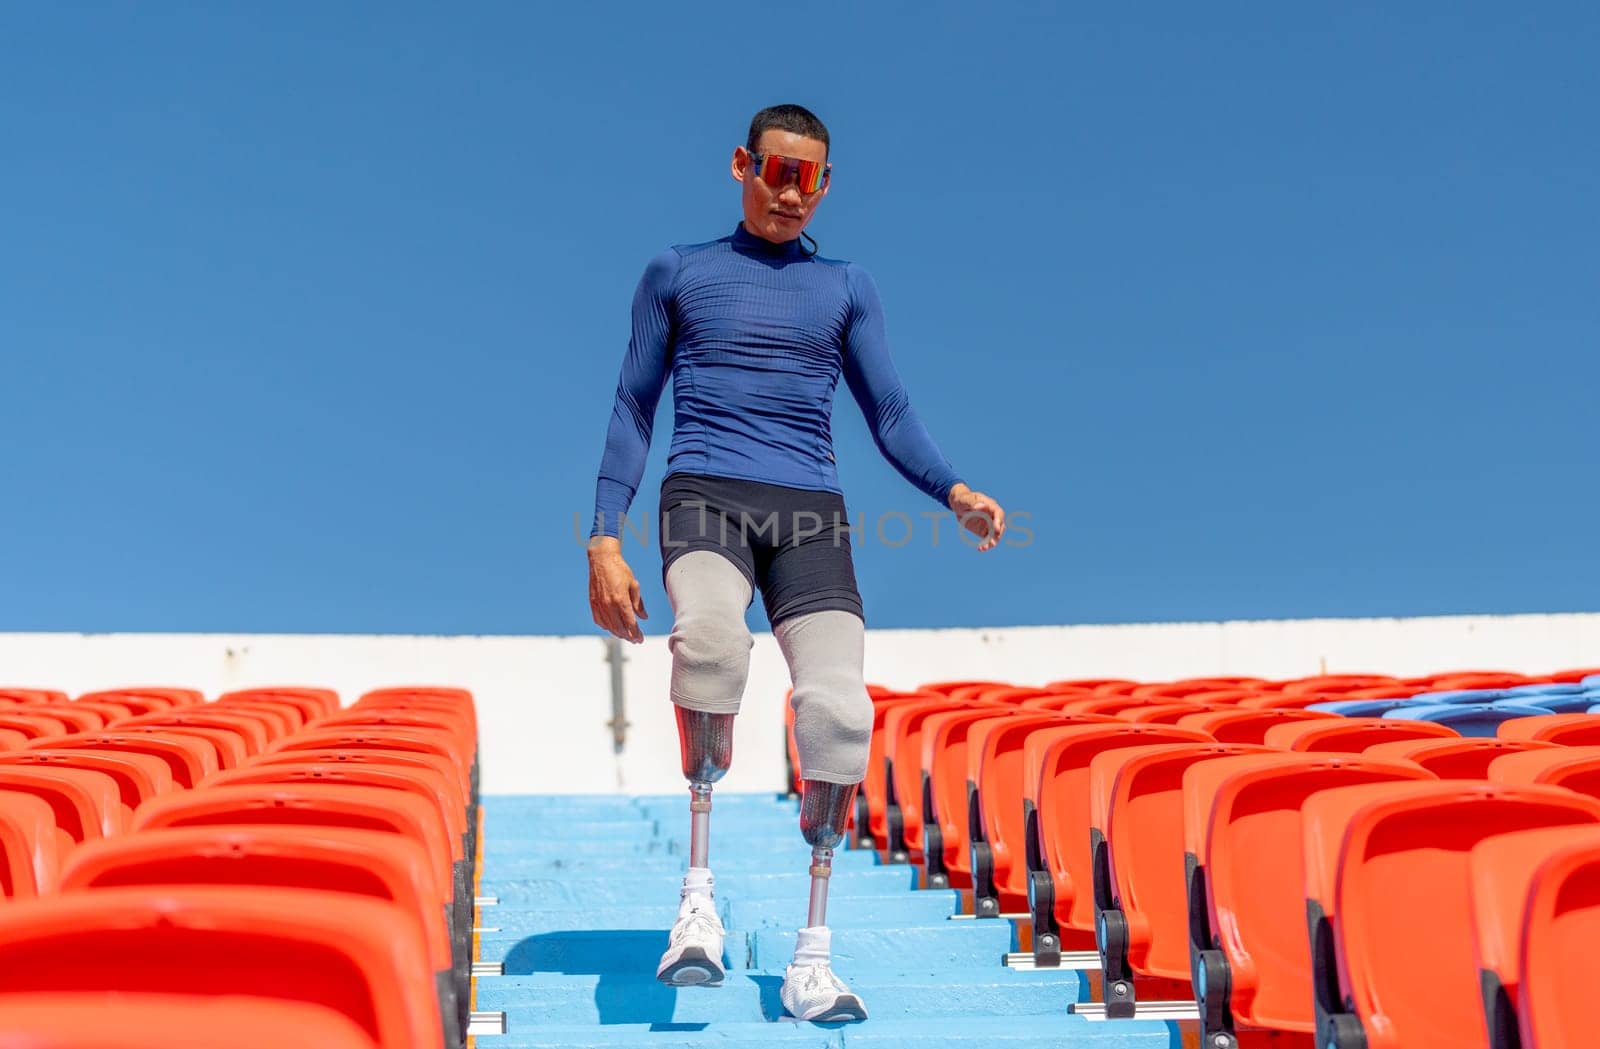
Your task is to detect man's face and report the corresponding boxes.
[732,129,830,244]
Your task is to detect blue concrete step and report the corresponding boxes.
[750,922,1016,970]
[476,967,1086,1025]
[475,1017,1174,1049]
[477,922,1017,971]
[723,890,959,929]
[481,866,918,905]
[488,794,796,815]
[474,793,1178,1048]
[484,821,659,843]
[479,849,892,874]
[479,891,956,934]
[479,928,732,974]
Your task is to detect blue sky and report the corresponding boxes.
[2,3,1596,636]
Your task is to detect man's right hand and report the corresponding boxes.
[588,536,648,644]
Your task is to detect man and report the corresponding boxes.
[586,103,1005,1022]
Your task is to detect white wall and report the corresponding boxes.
[2,611,1596,795]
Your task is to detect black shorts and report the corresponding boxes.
[657,471,865,626]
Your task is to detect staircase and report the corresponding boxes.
[470,793,1175,1048]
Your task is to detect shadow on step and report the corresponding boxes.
[504,930,747,1028]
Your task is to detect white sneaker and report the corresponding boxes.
[656,890,726,986]
[780,926,867,1022]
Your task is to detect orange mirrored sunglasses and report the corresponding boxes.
[749,151,830,194]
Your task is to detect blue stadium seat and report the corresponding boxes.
[1410,689,1514,705]
[1505,683,1587,698]
[1307,699,1419,718]
[1518,694,1598,714]
[1385,703,1554,737]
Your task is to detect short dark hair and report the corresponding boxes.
[746,104,830,158]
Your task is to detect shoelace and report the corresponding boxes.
[788,962,848,999]
[670,898,724,946]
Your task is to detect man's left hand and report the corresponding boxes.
[947,483,1007,552]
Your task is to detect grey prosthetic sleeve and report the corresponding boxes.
[774,610,873,784]
[666,551,755,715]
[800,779,859,929]
[666,551,753,871]
[677,706,734,869]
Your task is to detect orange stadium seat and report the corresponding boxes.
[202,763,466,865]
[118,722,247,770]
[315,709,473,757]
[214,695,312,730]
[1547,667,1600,684]
[0,886,438,1049]
[1466,826,1600,1049]
[1301,781,1600,1049]
[353,687,481,814]
[76,689,196,714]
[1514,832,1600,1049]
[1024,722,1212,955]
[970,686,1063,706]
[246,747,470,855]
[58,826,461,1049]
[880,697,973,860]
[0,749,173,817]
[1014,692,1097,712]
[1499,714,1600,745]
[267,730,468,802]
[1086,741,1272,1000]
[844,693,942,849]
[361,685,472,708]
[31,731,219,789]
[1183,752,1435,1044]
[0,994,382,1049]
[1091,681,1146,697]
[351,694,480,765]
[132,784,453,890]
[66,698,141,723]
[1363,737,1556,779]
[1176,707,1338,744]
[1182,688,1276,705]
[918,707,1032,889]
[917,680,1009,697]
[1238,692,1351,710]
[1119,701,1223,724]
[1488,746,1600,798]
[0,765,124,846]
[1046,679,1138,693]
[137,778,453,876]
[1131,682,1236,701]
[26,705,108,733]
[0,793,62,898]
[1054,696,1188,718]
[1344,684,1427,699]
[1428,673,1534,691]
[0,690,71,706]
[207,701,296,737]
[118,709,275,756]
[0,711,79,740]
[967,712,1112,914]
[1260,716,1458,753]
[1279,675,1404,696]
[220,686,341,719]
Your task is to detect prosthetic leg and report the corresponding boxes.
[780,779,870,1022]
[656,708,735,986]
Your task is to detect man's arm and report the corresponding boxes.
[841,262,965,504]
[842,263,1007,552]
[590,248,680,538]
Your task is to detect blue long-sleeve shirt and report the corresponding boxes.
[590,221,963,539]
